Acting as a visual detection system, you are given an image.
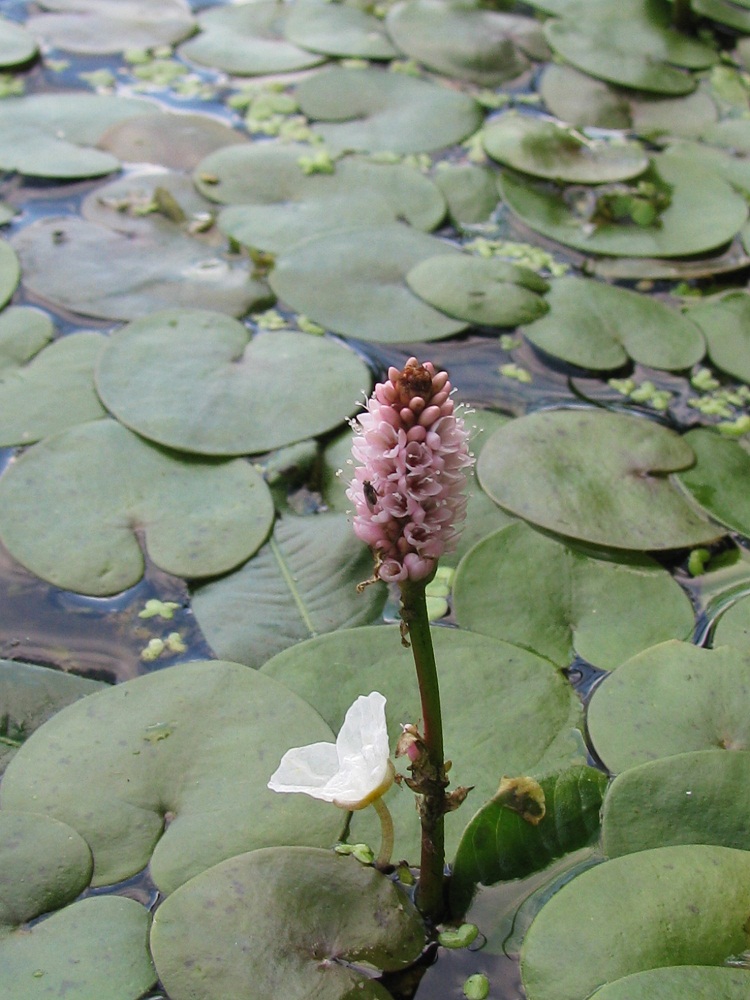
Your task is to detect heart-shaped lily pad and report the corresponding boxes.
[588,966,750,1000]
[686,292,750,382]
[587,641,750,773]
[406,255,549,327]
[453,522,695,669]
[434,162,500,225]
[0,15,38,67]
[95,309,369,456]
[0,239,20,309]
[97,111,248,171]
[483,113,648,183]
[0,331,107,446]
[476,408,722,550]
[0,306,53,369]
[269,223,467,342]
[179,2,326,75]
[262,625,583,862]
[521,844,750,1000]
[520,276,705,370]
[0,419,275,595]
[0,661,343,893]
[602,749,750,858]
[25,0,195,53]
[284,0,398,59]
[295,66,483,154]
[713,595,750,649]
[677,429,750,538]
[151,847,425,1000]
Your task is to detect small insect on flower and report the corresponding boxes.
[363,480,378,512]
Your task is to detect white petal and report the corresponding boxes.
[267,741,340,801]
[334,692,392,809]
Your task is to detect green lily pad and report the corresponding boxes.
[12,215,269,320]
[433,162,499,225]
[0,658,103,775]
[0,419,275,595]
[714,595,750,648]
[97,112,249,171]
[25,0,195,53]
[660,140,750,198]
[179,2,326,75]
[586,641,750,773]
[0,15,38,67]
[406,254,549,327]
[702,118,750,153]
[453,522,695,669]
[693,0,750,31]
[499,156,748,258]
[0,661,343,893]
[520,276,705,370]
[476,408,722,550]
[686,292,750,382]
[0,240,20,309]
[0,332,107,446]
[95,309,369,456]
[0,93,157,178]
[262,625,583,862]
[602,749,750,858]
[284,0,398,60]
[0,306,53,370]
[521,844,750,1000]
[295,66,483,154]
[385,0,532,86]
[588,966,750,1000]
[151,847,425,1000]
[677,429,750,537]
[539,64,632,129]
[191,512,387,668]
[269,223,467,342]
[483,113,648,183]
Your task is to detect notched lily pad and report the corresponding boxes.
[677,429,750,538]
[0,419,275,595]
[97,112,248,171]
[284,0,398,60]
[151,847,425,1000]
[26,0,195,53]
[686,291,750,382]
[0,15,38,67]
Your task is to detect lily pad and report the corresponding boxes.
[0,419,275,595]
[95,309,369,456]
[677,429,750,538]
[521,844,750,1000]
[269,223,467,342]
[0,15,38,67]
[588,966,750,1000]
[433,162,499,225]
[520,276,705,370]
[25,0,195,53]
[476,408,722,550]
[150,847,425,1000]
[262,625,583,861]
[284,0,398,60]
[483,113,648,183]
[539,64,632,129]
[295,66,483,154]
[453,522,695,669]
[602,749,750,857]
[12,215,269,320]
[0,240,20,309]
[713,594,750,648]
[406,254,549,327]
[179,2,326,75]
[97,112,248,171]
[0,331,107,446]
[693,0,750,31]
[686,292,750,382]
[0,306,53,370]
[586,641,750,773]
[0,661,343,893]
[191,512,386,668]
[385,0,532,86]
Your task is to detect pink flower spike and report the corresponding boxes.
[347,358,474,584]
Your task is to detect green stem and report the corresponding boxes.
[672,0,693,32]
[372,796,394,869]
[400,579,446,923]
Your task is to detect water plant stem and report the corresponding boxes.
[372,796,395,869]
[400,579,446,923]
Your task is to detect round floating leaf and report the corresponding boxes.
[433,162,499,225]
[630,88,719,141]
[295,66,483,154]
[602,749,750,858]
[686,292,750,382]
[0,240,20,309]
[151,847,425,1000]
[520,276,705,370]
[385,0,532,86]
[453,522,695,669]
[521,844,750,1000]
[95,309,369,456]
[0,661,343,893]
[714,594,750,649]
[702,118,750,154]
[539,64,632,129]
[677,429,750,537]
[406,254,549,327]
[483,113,648,183]
[262,625,583,862]
[499,157,748,258]
[450,765,608,916]
[269,223,467,342]
[0,15,38,67]
[0,419,275,595]
[0,658,103,775]
[25,0,195,53]
[0,332,107,446]
[179,3,326,75]
[694,0,750,31]
[80,170,219,236]
[98,112,248,171]
[191,512,386,668]
[0,306,53,371]
[589,966,750,1000]
[284,0,397,59]
[12,215,269,320]
[587,641,750,773]
[0,93,157,178]
[476,408,722,550]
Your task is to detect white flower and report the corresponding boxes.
[268,691,395,811]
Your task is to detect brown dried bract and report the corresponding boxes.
[394,359,433,405]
